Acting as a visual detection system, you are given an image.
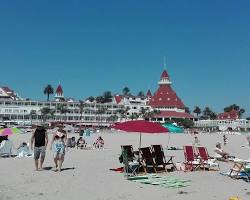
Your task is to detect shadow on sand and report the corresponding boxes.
[42,166,75,171]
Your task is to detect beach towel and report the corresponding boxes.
[127,174,191,188]
[109,167,124,173]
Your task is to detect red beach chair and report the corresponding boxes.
[197,146,219,170]
[183,145,201,171]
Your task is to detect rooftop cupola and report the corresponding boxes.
[158,70,172,85]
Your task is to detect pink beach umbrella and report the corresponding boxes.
[0,127,21,136]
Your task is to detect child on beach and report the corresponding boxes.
[193,135,200,147]
[246,135,250,147]
[223,134,228,146]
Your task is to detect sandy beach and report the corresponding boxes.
[0,131,249,200]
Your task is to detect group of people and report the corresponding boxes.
[67,136,104,149]
[31,123,67,172]
[30,123,105,172]
[193,134,231,162]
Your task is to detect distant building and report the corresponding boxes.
[217,110,239,120]
[114,94,150,118]
[0,69,195,126]
[149,70,194,122]
[0,86,22,100]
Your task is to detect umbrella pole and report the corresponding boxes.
[167,133,171,149]
[139,132,142,149]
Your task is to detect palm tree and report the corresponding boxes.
[57,104,68,121]
[224,104,245,118]
[40,107,54,122]
[78,100,86,121]
[29,110,36,125]
[239,108,245,118]
[107,115,118,123]
[138,91,145,97]
[139,107,149,119]
[96,96,105,103]
[202,107,217,120]
[129,113,139,120]
[185,107,190,114]
[103,91,113,103]
[96,107,107,127]
[141,109,160,121]
[122,87,130,96]
[44,84,54,101]
[87,96,95,102]
[193,106,201,119]
[117,106,130,121]
[224,104,240,112]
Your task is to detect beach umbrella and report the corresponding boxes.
[112,120,168,148]
[163,123,183,133]
[0,127,22,136]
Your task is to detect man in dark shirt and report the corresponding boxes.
[31,124,48,171]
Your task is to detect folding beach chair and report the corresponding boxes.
[151,144,176,171]
[121,145,139,177]
[229,161,250,181]
[197,146,219,170]
[183,146,201,171]
[139,147,160,173]
[121,145,135,162]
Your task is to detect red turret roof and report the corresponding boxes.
[217,110,239,120]
[146,90,152,97]
[114,95,123,104]
[149,84,185,109]
[56,85,63,94]
[161,70,169,79]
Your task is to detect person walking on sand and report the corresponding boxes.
[223,134,228,146]
[31,123,48,171]
[50,124,67,172]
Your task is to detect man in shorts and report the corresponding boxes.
[31,123,48,171]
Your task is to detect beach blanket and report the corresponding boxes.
[127,174,191,188]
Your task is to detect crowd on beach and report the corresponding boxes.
[0,123,105,172]
[1,123,249,175]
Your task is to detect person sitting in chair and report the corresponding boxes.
[77,137,86,149]
[214,142,229,161]
[17,142,30,157]
[67,137,76,148]
[94,136,104,149]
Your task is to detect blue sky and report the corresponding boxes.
[0,0,250,115]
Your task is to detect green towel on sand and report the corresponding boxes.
[128,174,190,188]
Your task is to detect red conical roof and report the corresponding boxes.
[161,70,169,79]
[56,85,63,94]
[149,85,185,109]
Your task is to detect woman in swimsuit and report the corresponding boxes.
[50,124,67,172]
